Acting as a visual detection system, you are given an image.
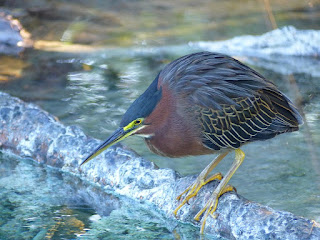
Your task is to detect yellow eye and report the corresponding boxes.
[134,119,142,125]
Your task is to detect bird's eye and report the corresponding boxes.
[135,119,142,125]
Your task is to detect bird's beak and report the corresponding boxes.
[80,127,135,166]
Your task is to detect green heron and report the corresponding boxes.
[80,51,303,233]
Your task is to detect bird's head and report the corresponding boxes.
[80,74,162,166]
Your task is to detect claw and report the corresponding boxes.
[173,173,222,216]
[210,212,218,219]
[173,150,245,234]
[310,220,320,235]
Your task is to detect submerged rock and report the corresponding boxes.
[0,91,319,239]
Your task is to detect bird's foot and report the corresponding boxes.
[173,172,223,216]
[194,184,235,234]
[309,220,320,235]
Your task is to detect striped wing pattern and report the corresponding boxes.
[197,90,295,151]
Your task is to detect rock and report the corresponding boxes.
[194,26,320,58]
[0,11,33,55]
[0,91,319,239]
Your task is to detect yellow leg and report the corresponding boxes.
[173,172,223,215]
[173,151,230,216]
[196,149,245,234]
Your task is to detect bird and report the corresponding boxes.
[80,51,303,234]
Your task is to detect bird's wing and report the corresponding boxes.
[165,52,301,150]
[196,93,278,150]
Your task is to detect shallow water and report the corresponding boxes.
[1,0,320,239]
[0,154,201,240]
[0,155,95,239]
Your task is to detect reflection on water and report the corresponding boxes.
[2,0,319,46]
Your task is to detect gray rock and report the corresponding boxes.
[0,11,32,55]
[0,91,319,239]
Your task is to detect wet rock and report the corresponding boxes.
[0,11,32,55]
[0,91,319,239]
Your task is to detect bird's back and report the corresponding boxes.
[159,52,303,151]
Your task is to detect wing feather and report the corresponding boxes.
[159,52,302,150]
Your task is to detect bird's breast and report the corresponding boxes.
[139,84,214,157]
[143,126,213,157]
[143,112,214,157]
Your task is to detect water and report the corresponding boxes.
[0,154,95,239]
[1,0,320,239]
[0,154,200,239]
[1,46,320,239]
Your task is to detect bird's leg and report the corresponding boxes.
[194,149,245,234]
[173,151,230,216]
